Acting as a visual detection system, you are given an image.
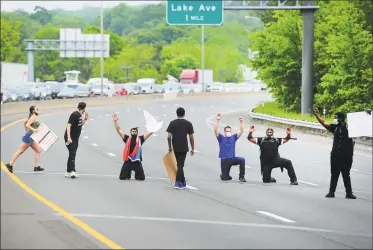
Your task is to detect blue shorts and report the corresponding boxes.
[22,131,34,145]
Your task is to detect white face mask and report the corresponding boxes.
[226,132,232,137]
[333,119,339,125]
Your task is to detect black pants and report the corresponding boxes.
[220,157,245,180]
[174,152,187,183]
[119,161,145,180]
[261,157,297,183]
[329,154,353,193]
[66,139,79,172]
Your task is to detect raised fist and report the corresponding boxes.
[249,125,255,133]
[313,108,319,115]
[217,113,222,120]
[239,116,243,122]
[113,113,119,122]
[286,128,291,134]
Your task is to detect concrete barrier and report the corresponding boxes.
[0,92,267,116]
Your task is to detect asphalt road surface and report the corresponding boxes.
[1,93,372,249]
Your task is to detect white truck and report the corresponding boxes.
[137,78,156,94]
[1,62,28,88]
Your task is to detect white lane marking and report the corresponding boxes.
[115,111,120,114]
[315,160,323,163]
[90,119,94,121]
[107,153,116,157]
[256,211,296,223]
[186,185,198,190]
[153,134,158,137]
[245,165,252,169]
[92,143,98,147]
[297,180,319,187]
[194,150,200,153]
[83,136,88,139]
[58,214,373,238]
[164,114,167,116]
[106,114,110,116]
[175,104,179,106]
[351,169,359,172]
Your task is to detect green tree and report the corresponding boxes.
[248,10,303,111]
[314,1,373,113]
[0,18,22,62]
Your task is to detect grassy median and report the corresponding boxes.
[253,101,334,123]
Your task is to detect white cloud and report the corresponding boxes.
[1,1,163,13]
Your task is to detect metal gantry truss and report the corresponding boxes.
[25,39,107,51]
[224,0,319,10]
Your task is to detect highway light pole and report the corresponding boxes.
[100,0,104,96]
[120,65,132,82]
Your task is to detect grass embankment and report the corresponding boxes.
[253,101,334,123]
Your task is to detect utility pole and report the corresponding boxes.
[100,0,104,96]
[120,65,132,82]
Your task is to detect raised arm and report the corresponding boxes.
[247,125,257,144]
[144,132,153,140]
[237,116,244,138]
[313,108,330,129]
[113,113,125,140]
[282,128,292,144]
[214,113,221,137]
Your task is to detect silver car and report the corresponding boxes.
[57,87,77,99]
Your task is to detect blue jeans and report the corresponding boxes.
[220,157,245,180]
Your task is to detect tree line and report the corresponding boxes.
[0,2,257,84]
[248,0,372,113]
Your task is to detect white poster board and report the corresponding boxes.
[347,111,372,138]
[143,110,163,133]
[30,123,59,152]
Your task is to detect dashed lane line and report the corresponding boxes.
[107,153,116,157]
[297,180,319,187]
[256,211,296,223]
[92,143,99,147]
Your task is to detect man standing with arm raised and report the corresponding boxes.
[167,107,195,189]
[214,113,246,182]
[64,102,88,179]
[313,109,356,199]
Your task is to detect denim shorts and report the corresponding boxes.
[22,131,34,145]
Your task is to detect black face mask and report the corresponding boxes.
[266,134,273,139]
[131,133,138,139]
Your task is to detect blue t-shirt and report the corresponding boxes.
[217,133,238,159]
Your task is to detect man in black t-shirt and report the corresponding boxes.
[167,107,195,189]
[314,109,356,199]
[248,126,298,185]
[113,113,153,180]
[64,102,88,178]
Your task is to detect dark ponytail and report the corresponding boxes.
[28,106,36,119]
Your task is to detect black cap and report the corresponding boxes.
[335,112,345,120]
[77,102,86,110]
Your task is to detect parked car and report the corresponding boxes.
[154,85,165,93]
[57,87,77,99]
[75,85,94,98]
[16,87,34,101]
[1,88,18,103]
[44,81,64,99]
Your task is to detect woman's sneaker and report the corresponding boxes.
[5,163,13,173]
[34,166,44,172]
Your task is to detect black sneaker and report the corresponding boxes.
[34,166,44,172]
[5,163,13,173]
[220,174,232,181]
[325,192,335,198]
[239,177,246,182]
[270,177,276,183]
[290,181,298,185]
[346,193,357,199]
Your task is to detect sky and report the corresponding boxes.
[1,1,163,12]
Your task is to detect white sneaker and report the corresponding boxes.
[70,171,79,178]
[65,172,71,178]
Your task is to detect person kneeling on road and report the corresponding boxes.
[247,126,298,185]
[113,114,153,180]
[214,113,246,182]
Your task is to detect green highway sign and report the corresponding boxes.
[166,0,224,25]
